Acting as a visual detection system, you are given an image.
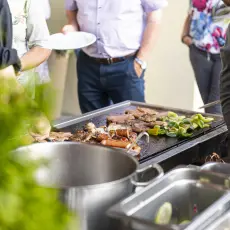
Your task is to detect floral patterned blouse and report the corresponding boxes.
[189,0,230,54]
[7,0,50,92]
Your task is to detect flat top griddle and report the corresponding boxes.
[54,101,224,163]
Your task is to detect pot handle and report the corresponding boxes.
[131,163,164,187]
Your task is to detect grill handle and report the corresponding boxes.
[131,163,164,187]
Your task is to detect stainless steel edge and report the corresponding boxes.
[185,193,230,230]
[54,100,224,129]
[139,125,227,168]
[199,100,221,110]
[54,101,131,129]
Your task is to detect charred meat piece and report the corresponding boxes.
[70,130,93,142]
[129,132,138,142]
[137,107,158,115]
[115,129,130,138]
[125,109,145,119]
[96,133,110,142]
[85,122,96,133]
[130,145,142,155]
[147,121,168,128]
[112,136,129,142]
[139,114,157,123]
[101,139,131,148]
[129,120,150,133]
[48,131,73,142]
[107,114,135,124]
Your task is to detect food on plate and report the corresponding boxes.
[154,202,172,225]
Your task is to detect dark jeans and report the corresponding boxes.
[76,51,145,113]
[189,44,222,114]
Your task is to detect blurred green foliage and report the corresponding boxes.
[0,77,71,230]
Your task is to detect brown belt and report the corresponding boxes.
[86,52,136,65]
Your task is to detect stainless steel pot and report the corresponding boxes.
[14,142,163,230]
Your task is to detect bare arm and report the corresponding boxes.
[20,47,51,71]
[181,14,191,38]
[181,13,193,46]
[136,10,162,61]
[21,0,51,72]
[66,10,79,30]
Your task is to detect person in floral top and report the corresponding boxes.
[181,0,230,114]
[7,0,51,97]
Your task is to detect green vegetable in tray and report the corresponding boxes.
[148,112,214,139]
[180,220,190,225]
[155,202,172,225]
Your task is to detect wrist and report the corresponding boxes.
[135,57,147,70]
[181,35,191,44]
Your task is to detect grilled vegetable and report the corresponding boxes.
[148,112,214,138]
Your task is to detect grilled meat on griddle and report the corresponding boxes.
[125,109,145,119]
[139,114,157,122]
[107,114,135,124]
[129,120,150,133]
[49,131,73,142]
[137,107,158,115]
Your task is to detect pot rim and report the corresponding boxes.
[14,142,140,190]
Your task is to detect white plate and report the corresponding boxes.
[47,32,96,50]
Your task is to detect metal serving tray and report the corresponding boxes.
[185,192,230,230]
[204,210,230,230]
[54,101,224,163]
[107,167,230,230]
[201,162,230,176]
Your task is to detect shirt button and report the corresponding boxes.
[98,6,102,9]
[97,22,100,25]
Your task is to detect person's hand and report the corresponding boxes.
[182,36,193,47]
[134,60,143,78]
[61,24,77,34]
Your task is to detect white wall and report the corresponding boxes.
[47,0,203,116]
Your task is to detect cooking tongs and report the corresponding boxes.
[126,131,149,156]
[198,100,221,109]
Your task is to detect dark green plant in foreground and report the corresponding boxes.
[0,77,71,230]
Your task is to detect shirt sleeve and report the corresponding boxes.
[141,0,168,13]
[220,25,230,127]
[26,0,50,49]
[65,0,78,11]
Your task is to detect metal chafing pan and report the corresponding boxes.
[201,162,230,176]
[54,101,224,163]
[107,167,230,230]
[185,192,230,230]
[203,209,230,230]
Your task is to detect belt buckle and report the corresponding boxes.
[107,57,113,64]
